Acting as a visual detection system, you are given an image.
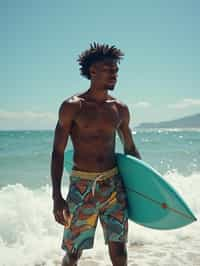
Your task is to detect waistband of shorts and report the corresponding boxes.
[70,167,118,181]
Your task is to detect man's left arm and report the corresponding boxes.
[117,104,141,159]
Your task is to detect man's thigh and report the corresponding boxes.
[62,177,98,253]
[99,175,128,243]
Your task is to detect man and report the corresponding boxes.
[51,43,141,266]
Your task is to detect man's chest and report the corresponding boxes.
[75,102,121,131]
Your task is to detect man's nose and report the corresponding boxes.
[110,71,118,78]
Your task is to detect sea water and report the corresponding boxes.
[0,129,200,266]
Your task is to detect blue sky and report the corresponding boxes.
[0,0,200,129]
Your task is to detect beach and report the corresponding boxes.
[0,130,199,266]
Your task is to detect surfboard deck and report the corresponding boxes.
[64,150,197,230]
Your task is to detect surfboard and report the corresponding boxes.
[64,150,197,230]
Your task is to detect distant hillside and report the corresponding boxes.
[137,113,200,128]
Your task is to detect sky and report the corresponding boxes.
[0,0,200,129]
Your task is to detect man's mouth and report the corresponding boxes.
[108,79,116,84]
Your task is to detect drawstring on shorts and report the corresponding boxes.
[91,174,104,196]
[70,167,118,196]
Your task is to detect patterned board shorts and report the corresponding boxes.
[61,168,128,254]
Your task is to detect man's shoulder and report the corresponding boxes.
[108,97,130,121]
[109,96,129,110]
[59,95,82,115]
[65,94,83,104]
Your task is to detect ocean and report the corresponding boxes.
[0,129,200,266]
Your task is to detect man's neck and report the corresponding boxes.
[86,86,109,103]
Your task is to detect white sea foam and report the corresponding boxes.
[136,128,200,133]
[0,171,200,266]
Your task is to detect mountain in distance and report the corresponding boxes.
[137,113,200,129]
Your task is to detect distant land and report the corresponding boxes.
[137,113,200,129]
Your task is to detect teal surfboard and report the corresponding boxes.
[64,150,197,230]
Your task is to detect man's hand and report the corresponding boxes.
[53,196,70,226]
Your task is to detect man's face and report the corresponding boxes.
[92,60,119,90]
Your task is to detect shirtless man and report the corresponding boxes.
[51,43,141,266]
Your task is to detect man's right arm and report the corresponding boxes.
[51,99,79,225]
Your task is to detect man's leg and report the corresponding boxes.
[108,241,127,266]
[61,176,98,266]
[98,175,128,266]
[62,251,82,266]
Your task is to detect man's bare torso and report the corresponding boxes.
[67,93,124,172]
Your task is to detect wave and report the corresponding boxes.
[135,128,200,133]
[0,171,199,265]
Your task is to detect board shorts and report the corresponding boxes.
[61,167,128,255]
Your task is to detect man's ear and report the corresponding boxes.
[89,64,96,78]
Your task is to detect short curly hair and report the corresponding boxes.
[77,42,124,80]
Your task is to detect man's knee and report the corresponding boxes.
[108,242,127,266]
[62,251,82,266]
